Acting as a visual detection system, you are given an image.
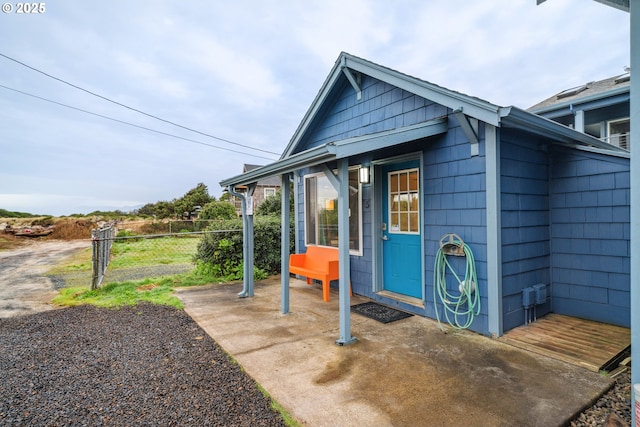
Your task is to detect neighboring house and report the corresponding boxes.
[220,52,630,341]
[229,164,281,216]
[528,72,631,150]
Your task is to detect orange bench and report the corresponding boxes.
[289,246,352,302]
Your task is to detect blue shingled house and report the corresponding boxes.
[220,52,630,341]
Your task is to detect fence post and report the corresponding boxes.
[91,229,99,290]
[90,223,116,290]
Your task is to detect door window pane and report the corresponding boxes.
[388,168,420,234]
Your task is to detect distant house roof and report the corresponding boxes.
[528,73,630,114]
[242,164,281,187]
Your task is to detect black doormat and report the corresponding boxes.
[350,302,413,324]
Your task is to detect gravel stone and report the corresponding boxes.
[570,369,632,427]
[0,303,287,427]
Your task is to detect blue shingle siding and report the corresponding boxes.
[423,119,488,334]
[296,75,449,152]
[500,131,551,333]
[550,147,630,327]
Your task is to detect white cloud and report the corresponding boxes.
[290,0,393,65]
[115,54,191,100]
[172,29,282,108]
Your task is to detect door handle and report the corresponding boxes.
[382,234,390,241]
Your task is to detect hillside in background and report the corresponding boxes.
[0,208,41,218]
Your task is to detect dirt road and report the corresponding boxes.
[0,240,90,318]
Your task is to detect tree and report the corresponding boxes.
[219,191,231,202]
[174,183,214,218]
[255,185,294,217]
[199,201,236,220]
[135,200,175,219]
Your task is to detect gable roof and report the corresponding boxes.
[281,52,502,159]
[527,73,630,114]
[220,53,626,188]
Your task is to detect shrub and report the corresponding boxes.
[255,186,294,217]
[195,216,294,276]
[139,221,169,234]
[199,201,236,220]
[254,216,295,273]
[50,219,96,240]
[32,216,55,227]
[115,229,141,243]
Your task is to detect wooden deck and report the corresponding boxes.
[499,313,630,372]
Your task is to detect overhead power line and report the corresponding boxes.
[0,84,277,161]
[0,52,280,156]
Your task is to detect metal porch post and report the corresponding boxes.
[281,173,291,314]
[336,159,356,345]
[245,184,255,297]
[629,1,639,423]
[228,185,254,298]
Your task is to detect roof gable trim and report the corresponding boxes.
[282,52,500,159]
[342,55,501,126]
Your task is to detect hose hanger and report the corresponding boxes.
[439,233,466,256]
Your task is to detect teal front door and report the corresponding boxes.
[381,161,422,298]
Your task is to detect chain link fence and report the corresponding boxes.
[100,232,204,285]
[49,226,242,290]
[116,220,226,235]
[91,224,116,290]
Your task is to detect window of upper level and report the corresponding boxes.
[264,187,277,198]
[607,118,630,150]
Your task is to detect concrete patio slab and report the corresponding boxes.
[175,277,613,427]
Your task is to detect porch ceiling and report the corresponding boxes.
[219,117,448,188]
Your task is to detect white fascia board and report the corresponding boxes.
[342,54,501,126]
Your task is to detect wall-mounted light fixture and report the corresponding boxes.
[359,165,370,184]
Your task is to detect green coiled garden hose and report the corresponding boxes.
[433,237,480,330]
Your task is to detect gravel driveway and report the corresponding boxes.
[0,239,89,318]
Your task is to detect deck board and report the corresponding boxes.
[499,314,630,372]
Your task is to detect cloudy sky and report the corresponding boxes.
[0,0,630,216]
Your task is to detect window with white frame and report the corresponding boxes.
[607,118,630,150]
[264,187,277,198]
[304,168,362,255]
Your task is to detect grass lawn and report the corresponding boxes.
[52,236,206,309]
[109,236,200,269]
